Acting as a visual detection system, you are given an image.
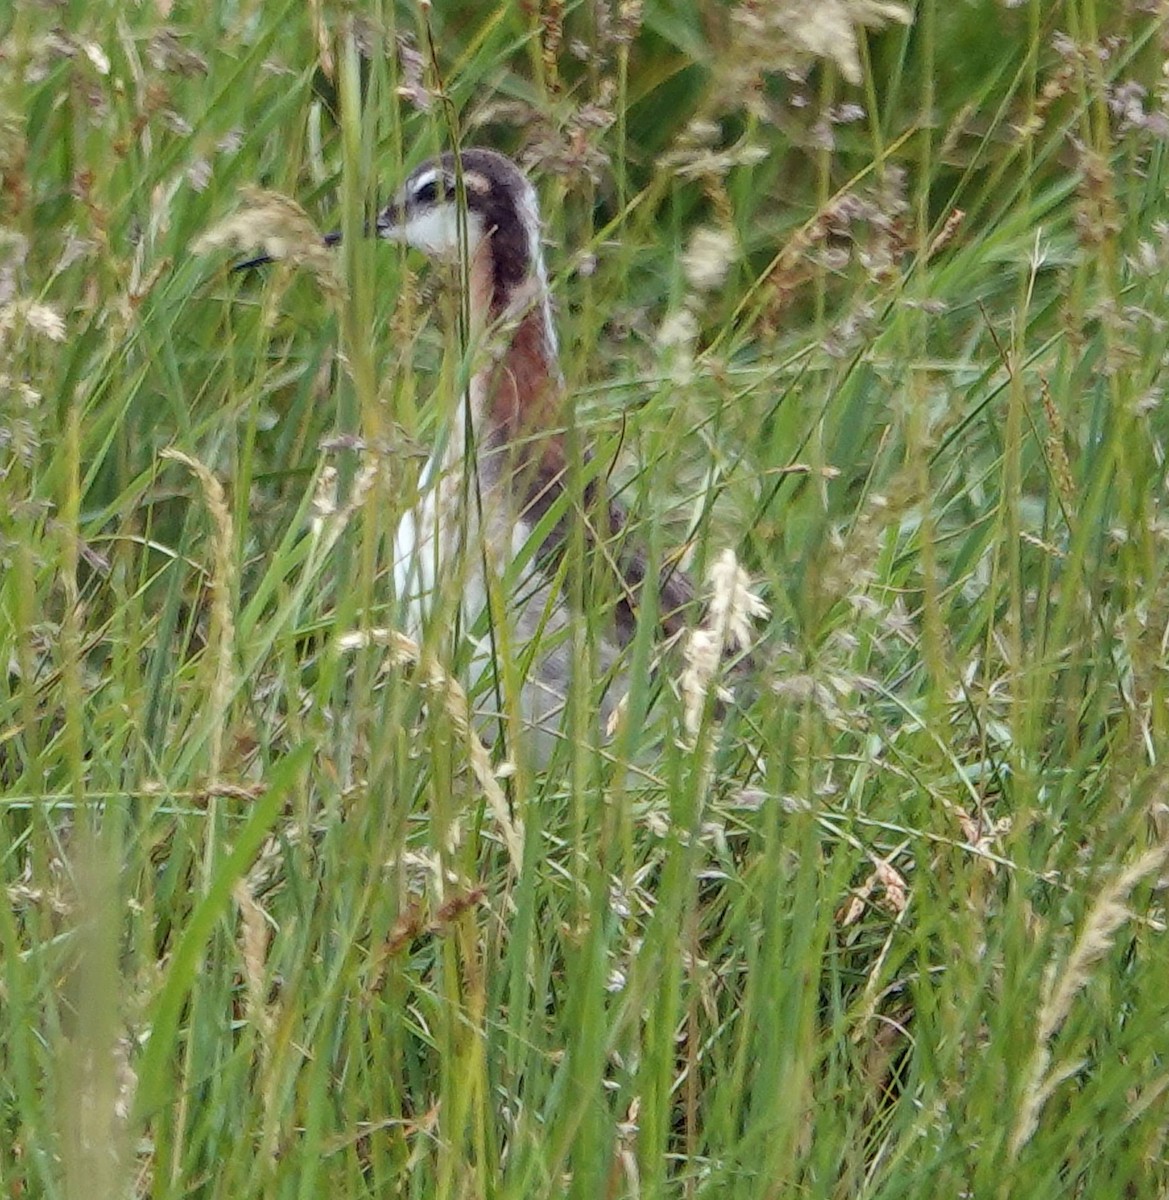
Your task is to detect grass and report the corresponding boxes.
[3,0,1169,1196]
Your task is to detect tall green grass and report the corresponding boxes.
[3,1,1169,1196]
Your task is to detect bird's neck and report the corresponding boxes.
[446,239,564,469]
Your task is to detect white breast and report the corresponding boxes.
[392,435,599,760]
[393,449,489,641]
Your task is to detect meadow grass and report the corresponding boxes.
[3,1,1169,1196]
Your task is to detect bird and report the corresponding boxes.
[374,147,700,761]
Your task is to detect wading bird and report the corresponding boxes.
[375,148,699,759]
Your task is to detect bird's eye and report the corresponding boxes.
[414,179,438,205]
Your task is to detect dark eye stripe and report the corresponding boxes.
[414,179,438,205]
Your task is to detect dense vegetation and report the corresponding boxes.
[3,1,1169,1196]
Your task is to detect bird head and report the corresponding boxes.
[376,148,543,294]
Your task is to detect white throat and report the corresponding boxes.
[391,205,486,259]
